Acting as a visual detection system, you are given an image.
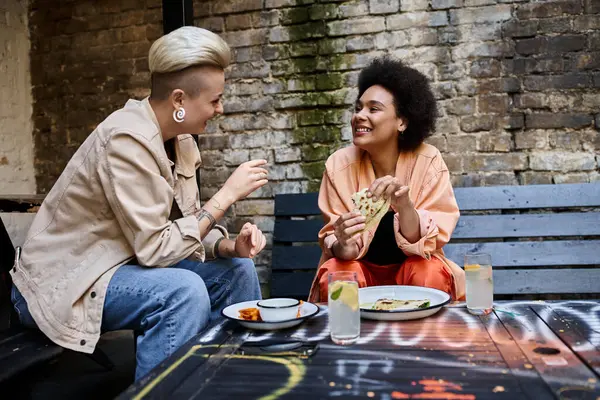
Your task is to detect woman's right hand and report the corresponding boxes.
[221,159,269,202]
[333,211,366,248]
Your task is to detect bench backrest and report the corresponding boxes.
[271,183,600,299]
[0,196,44,330]
[0,218,16,330]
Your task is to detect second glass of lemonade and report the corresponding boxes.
[464,253,494,315]
[328,271,360,345]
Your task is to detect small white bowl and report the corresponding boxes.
[257,298,300,322]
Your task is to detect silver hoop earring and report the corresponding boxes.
[173,108,185,123]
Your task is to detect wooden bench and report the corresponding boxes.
[0,196,115,385]
[271,183,600,299]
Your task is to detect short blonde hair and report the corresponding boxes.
[148,26,231,74]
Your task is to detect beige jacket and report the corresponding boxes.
[308,144,465,302]
[11,98,227,353]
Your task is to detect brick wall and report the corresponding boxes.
[28,0,599,293]
[195,0,600,190]
[0,0,35,194]
[29,0,161,191]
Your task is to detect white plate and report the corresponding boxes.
[359,285,451,321]
[221,300,320,331]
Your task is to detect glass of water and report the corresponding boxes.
[464,253,494,315]
[328,271,360,345]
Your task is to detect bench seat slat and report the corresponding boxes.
[274,193,319,216]
[443,240,600,267]
[0,328,63,382]
[273,240,600,270]
[274,213,600,242]
[454,183,600,210]
[493,269,600,294]
[270,268,600,298]
[453,212,600,239]
[271,271,315,299]
[272,245,321,270]
[273,220,322,242]
[273,184,600,216]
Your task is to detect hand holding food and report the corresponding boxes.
[351,187,390,232]
[332,211,366,247]
[367,176,412,213]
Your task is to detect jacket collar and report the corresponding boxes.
[139,97,200,177]
[173,136,201,177]
[358,147,411,191]
[140,97,162,134]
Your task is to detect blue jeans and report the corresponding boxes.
[12,257,261,381]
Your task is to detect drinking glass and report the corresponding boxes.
[464,253,494,315]
[328,271,360,345]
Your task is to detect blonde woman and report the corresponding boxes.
[10,27,267,380]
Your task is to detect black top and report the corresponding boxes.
[362,211,408,266]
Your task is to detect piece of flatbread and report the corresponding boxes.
[351,188,390,231]
[373,298,431,310]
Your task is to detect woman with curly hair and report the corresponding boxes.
[308,56,465,303]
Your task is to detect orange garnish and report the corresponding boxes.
[464,264,481,272]
[296,300,304,318]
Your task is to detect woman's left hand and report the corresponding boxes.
[369,175,414,213]
[234,222,267,259]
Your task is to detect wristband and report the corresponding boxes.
[214,236,226,258]
[198,208,217,232]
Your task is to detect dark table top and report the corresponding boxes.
[119,300,600,400]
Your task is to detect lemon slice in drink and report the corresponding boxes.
[464,264,481,272]
[329,281,359,311]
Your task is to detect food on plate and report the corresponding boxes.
[372,298,431,310]
[240,301,305,321]
[351,188,390,231]
[239,307,262,321]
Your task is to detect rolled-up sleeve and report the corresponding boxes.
[98,132,204,267]
[317,171,343,259]
[199,225,229,261]
[317,170,366,261]
[393,157,459,260]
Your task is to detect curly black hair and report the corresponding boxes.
[357,55,438,151]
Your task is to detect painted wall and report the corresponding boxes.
[0,0,35,194]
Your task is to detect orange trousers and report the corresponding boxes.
[316,255,459,302]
